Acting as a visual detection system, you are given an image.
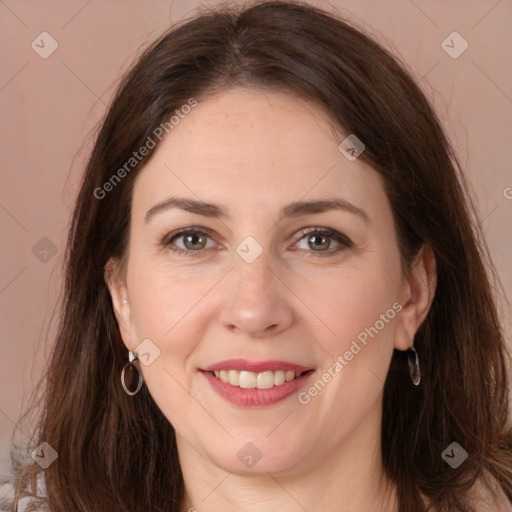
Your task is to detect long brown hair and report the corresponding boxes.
[3,1,511,510]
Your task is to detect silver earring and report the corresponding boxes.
[407,342,421,386]
[121,350,144,395]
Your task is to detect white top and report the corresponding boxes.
[0,471,47,511]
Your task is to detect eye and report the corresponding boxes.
[163,228,218,257]
[162,226,352,257]
[292,227,352,255]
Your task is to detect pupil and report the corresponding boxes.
[310,234,328,250]
[186,234,205,249]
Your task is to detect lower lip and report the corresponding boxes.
[201,370,315,407]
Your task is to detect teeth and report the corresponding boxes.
[256,371,274,389]
[275,371,285,386]
[210,369,305,388]
[239,371,257,388]
[228,370,240,386]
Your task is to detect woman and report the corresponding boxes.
[2,0,511,510]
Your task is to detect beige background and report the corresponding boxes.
[0,0,511,476]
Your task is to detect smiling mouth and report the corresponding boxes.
[206,369,313,389]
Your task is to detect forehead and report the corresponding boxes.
[131,87,388,221]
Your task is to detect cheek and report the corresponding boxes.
[293,255,400,358]
[299,269,401,427]
[325,279,398,354]
[296,262,400,429]
[128,254,210,338]
[124,260,208,427]
[122,264,203,394]
[127,242,401,355]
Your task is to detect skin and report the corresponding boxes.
[105,87,437,512]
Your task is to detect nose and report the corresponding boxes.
[218,248,293,339]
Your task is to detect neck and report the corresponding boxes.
[177,402,398,512]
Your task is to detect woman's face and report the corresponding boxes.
[107,87,424,477]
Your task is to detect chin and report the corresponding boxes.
[205,435,311,477]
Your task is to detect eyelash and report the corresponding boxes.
[161,226,353,258]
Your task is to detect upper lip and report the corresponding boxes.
[202,359,313,373]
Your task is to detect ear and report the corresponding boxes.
[104,258,137,352]
[394,243,437,351]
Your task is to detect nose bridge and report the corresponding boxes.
[231,220,277,287]
[219,237,293,337]
[236,244,273,294]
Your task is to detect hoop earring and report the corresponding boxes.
[407,342,421,386]
[121,350,144,396]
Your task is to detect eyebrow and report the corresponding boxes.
[144,196,370,224]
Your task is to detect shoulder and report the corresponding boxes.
[422,477,511,512]
[466,477,511,512]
